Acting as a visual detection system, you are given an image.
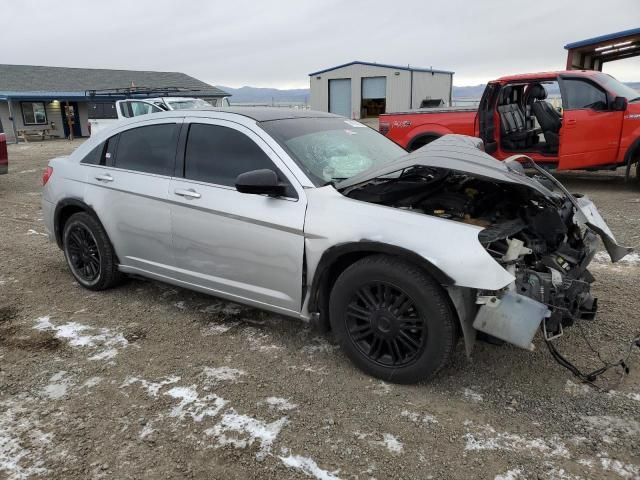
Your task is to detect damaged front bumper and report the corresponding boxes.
[470,195,631,352]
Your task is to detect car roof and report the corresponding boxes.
[495,70,600,83]
[203,107,341,122]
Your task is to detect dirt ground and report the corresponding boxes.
[1,139,639,480]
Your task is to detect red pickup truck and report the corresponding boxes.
[381,70,640,180]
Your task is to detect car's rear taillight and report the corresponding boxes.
[42,166,53,186]
[379,122,390,136]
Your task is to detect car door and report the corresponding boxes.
[168,118,307,314]
[82,119,182,276]
[558,77,625,169]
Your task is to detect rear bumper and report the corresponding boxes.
[41,199,56,243]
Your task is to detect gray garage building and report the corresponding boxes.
[309,61,454,119]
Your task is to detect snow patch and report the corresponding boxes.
[599,456,640,479]
[593,251,640,266]
[202,366,246,384]
[464,423,569,458]
[582,416,640,444]
[495,468,525,480]
[139,424,155,440]
[121,375,180,397]
[26,229,47,236]
[201,322,238,336]
[564,380,592,395]
[401,409,438,424]
[378,433,403,454]
[463,387,484,402]
[33,316,128,360]
[302,336,339,354]
[280,454,341,480]
[0,396,52,479]
[164,386,226,422]
[260,397,298,412]
[205,409,288,460]
[81,377,102,389]
[41,371,73,400]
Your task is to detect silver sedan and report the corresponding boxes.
[41,108,630,383]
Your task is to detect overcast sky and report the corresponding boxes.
[2,0,639,89]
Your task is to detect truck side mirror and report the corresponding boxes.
[612,96,627,111]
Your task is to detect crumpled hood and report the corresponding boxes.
[337,134,557,198]
[338,134,633,263]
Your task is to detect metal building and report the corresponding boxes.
[565,27,640,71]
[309,61,454,119]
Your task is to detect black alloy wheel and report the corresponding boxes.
[66,223,101,283]
[345,282,426,367]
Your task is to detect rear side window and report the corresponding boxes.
[184,124,280,187]
[81,142,105,165]
[114,124,179,176]
[563,79,608,110]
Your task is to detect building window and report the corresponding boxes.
[21,102,48,125]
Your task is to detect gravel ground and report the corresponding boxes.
[1,139,639,480]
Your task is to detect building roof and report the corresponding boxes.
[309,61,454,76]
[564,28,640,67]
[0,64,228,99]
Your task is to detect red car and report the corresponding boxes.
[0,124,7,175]
[381,70,640,180]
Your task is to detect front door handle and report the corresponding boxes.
[95,174,113,182]
[174,188,201,199]
[566,119,577,126]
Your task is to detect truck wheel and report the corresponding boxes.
[329,255,456,384]
[62,212,121,290]
[408,135,439,152]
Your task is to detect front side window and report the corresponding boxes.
[114,124,178,175]
[562,79,608,111]
[184,123,285,188]
[22,102,47,125]
[260,117,406,185]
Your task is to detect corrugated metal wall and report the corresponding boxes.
[310,64,452,119]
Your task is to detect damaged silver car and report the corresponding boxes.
[41,109,632,383]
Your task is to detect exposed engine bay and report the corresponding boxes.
[342,160,623,347]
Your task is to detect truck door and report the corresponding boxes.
[558,77,624,169]
[476,82,501,154]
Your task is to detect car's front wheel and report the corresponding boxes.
[62,212,121,290]
[329,255,457,384]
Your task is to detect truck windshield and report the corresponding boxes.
[595,73,640,101]
[260,117,407,186]
[166,99,212,110]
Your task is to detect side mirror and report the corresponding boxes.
[612,96,628,111]
[235,169,286,197]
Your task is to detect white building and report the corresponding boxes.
[309,61,454,119]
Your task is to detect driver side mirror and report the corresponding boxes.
[235,169,287,197]
[612,96,627,112]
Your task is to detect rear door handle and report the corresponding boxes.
[174,188,201,199]
[95,173,113,182]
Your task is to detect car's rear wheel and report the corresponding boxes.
[329,255,456,384]
[62,212,121,290]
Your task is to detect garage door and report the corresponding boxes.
[362,77,386,99]
[329,79,351,117]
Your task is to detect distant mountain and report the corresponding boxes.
[218,86,310,104]
[219,81,639,104]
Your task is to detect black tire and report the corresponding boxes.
[329,254,456,384]
[62,212,121,291]
[408,135,438,152]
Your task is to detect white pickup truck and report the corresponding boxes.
[88,97,229,135]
